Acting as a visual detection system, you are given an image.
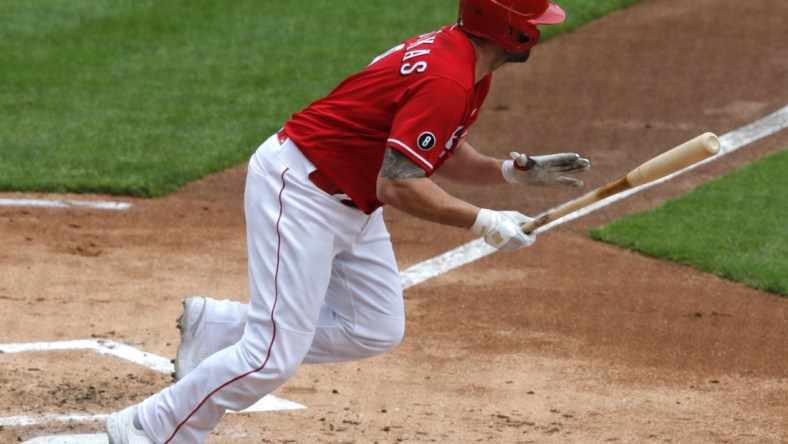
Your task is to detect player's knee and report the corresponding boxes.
[355,317,405,357]
[237,329,310,380]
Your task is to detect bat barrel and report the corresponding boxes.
[626,132,720,187]
[521,132,721,235]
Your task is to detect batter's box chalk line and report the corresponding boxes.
[0,339,305,444]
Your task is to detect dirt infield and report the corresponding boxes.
[1,0,786,442]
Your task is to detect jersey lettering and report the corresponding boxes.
[407,35,437,49]
[446,125,465,149]
[403,49,431,61]
[398,31,440,76]
[400,61,428,76]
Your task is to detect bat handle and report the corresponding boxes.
[521,190,602,234]
[521,214,548,234]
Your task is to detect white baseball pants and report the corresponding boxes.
[138,133,405,443]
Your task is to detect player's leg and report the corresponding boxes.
[303,208,405,364]
[136,135,370,443]
[177,208,404,369]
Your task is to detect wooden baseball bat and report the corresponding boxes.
[521,132,721,234]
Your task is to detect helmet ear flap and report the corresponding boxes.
[512,29,531,45]
[507,25,539,51]
[458,0,558,53]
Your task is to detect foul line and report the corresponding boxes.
[0,198,131,211]
[399,105,788,289]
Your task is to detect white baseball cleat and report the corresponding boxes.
[173,296,208,381]
[106,404,153,444]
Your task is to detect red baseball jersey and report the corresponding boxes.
[285,24,492,213]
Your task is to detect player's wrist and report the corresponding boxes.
[501,160,518,184]
[501,152,533,184]
[471,208,496,235]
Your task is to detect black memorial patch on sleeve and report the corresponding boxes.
[417,132,437,151]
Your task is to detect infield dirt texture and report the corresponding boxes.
[1,0,786,442]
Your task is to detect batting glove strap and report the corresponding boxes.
[502,153,537,184]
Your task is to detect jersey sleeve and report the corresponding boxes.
[387,77,469,175]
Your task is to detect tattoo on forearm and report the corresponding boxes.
[381,147,427,179]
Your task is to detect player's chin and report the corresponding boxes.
[503,49,531,64]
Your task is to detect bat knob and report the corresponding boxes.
[700,132,721,155]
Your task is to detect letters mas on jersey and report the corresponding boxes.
[373,29,467,161]
[370,29,440,76]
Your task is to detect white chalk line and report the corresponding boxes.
[7,105,787,443]
[23,436,106,444]
[10,389,305,444]
[1,339,173,375]
[399,105,788,289]
[0,339,304,434]
[0,198,132,211]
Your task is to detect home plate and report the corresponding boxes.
[22,395,305,443]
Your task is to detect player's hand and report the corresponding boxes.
[471,209,536,252]
[502,152,590,187]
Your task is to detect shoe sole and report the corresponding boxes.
[105,412,120,444]
[172,297,205,381]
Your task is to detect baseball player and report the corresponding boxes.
[107,1,589,442]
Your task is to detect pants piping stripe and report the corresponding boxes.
[164,168,289,443]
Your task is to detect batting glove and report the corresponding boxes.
[471,209,536,252]
[502,151,590,187]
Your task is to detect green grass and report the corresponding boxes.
[1,0,641,196]
[6,1,780,297]
[590,149,788,296]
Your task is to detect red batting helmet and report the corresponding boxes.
[458,0,566,53]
